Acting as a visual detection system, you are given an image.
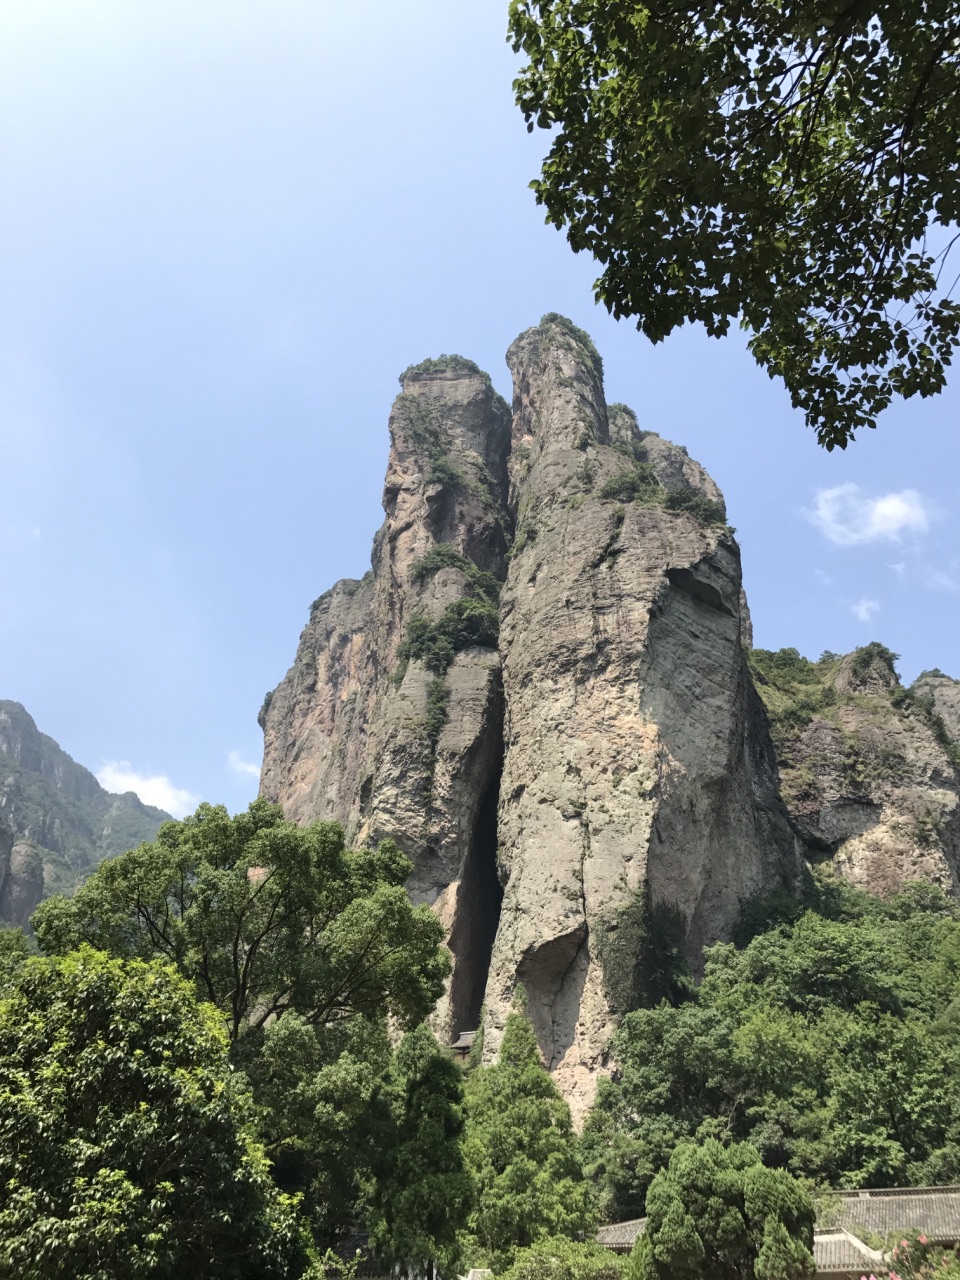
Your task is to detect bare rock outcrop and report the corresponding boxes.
[259,319,806,1111]
[913,669,960,747]
[752,645,960,896]
[481,317,803,1115]
[259,359,512,1039]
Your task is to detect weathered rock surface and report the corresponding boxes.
[260,320,808,1110]
[0,700,171,924]
[754,648,960,897]
[480,318,803,1115]
[259,316,960,1112]
[260,361,512,1040]
[914,669,960,747]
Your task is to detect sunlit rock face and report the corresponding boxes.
[764,651,960,899]
[480,319,802,1118]
[258,320,819,1116]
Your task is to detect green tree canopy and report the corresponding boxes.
[31,799,449,1043]
[29,801,452,1252]
[630,1140,814,1280]
[367,1023,473,1277]
[241,1011,392,1250]
[581,877,960,1217]
[509,1,960,448]
[503,1237,626,1280]
[0,946,301,1280]
[460,1009,596,1272]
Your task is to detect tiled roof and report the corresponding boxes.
[830,1187,960,1243]
[814,1231,884,1274]
[595,1186,960,1270]
[596,1219,645,1251]
[451,1031,477,1051]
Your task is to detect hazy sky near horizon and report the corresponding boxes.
[2,1,958,817]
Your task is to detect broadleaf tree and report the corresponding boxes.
[509,0,960,448]
[30,799,451,1249]
[0,946,302,1280]
[31,799,449,1042]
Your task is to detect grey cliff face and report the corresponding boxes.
[259,322,807,1111]
[764,651,960,897]
[260,362,512,1040]
[0,700,171,924]
[481,319,802,1114]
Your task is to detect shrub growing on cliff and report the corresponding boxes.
[459,1009,595,1272]
[0,947,301,1280]
[399,354,489,386]
[597,468,727,527]
[410,545,500,602]
[397,597,500,678]
[599,465,659,503]
[662,488,726,526]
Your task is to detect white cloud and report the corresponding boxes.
[229,751,261,779]
[97,762,200,818]
[922,564,959,593]
[851,598,880,623]
[806,483,930,546]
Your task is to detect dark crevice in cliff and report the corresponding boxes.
[446,770,504,1040]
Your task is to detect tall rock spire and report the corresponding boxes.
[480,316,801,1114]
[259,357,512,1040]
[259,320,805,1111]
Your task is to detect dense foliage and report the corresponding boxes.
[30,802,451,1253]
[460,1009,596,1272]
[582,876,960,1220]
[509,1,960,448]
[503,1237,625,1280]
[397,597,500,678]
[367,1024,473,1276]
[399,355,490,386]
[32,800,448,1043]
[16,784,960,1279]
[629,1140,814,1280]
[0,947,300,1280]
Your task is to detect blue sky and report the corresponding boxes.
[1,1,958,817]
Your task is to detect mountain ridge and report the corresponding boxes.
[0,700,172,926]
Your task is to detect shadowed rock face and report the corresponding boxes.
[259,321,808,1111]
